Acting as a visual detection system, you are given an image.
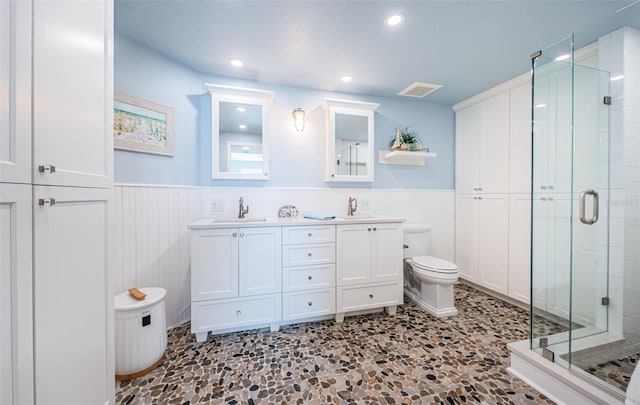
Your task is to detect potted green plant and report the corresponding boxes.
[389,126,423,151]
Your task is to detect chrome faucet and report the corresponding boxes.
[238,197,249,218]
[347,197,358,216]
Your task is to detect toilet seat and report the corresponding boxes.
[411,256,458,274]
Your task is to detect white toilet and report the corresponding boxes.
[403,223,459,317]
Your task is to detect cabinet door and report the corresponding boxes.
[191,229,239,301]
[509,82,532,193]
[455,194,479,282]
[33,186,112,405]
[239,227,282,296]
[0,184,33,405]
[477,194,509,294]
[32,0,113,188]
[479,92,510,193]
[508,194,531,303]
[456,103,482,193]
[371,224,402,283]
[0,0,31,184]
[336,224,370,285]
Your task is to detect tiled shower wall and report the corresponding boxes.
[599,27,640,356]
[111,184,455,328]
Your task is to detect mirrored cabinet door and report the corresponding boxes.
[206,84,275,180]
[322,98,379,182]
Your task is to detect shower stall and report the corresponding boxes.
[522,1,640,402]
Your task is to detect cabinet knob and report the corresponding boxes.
[478,187,483,191]
[478,197,482,200]
[548,185,554,190]
[38,198,56,206]
[232,233,237,237]
[369,294,374,299]
[373,227,377,231]
[240,232,245,237]
[308,233,312,237]
[331,174,335,178]
[307,252,312,257]
[473,187,478,191]
[308,302,313,306]
[308,275,313,280]
[264,172,268,176]
[548,197,554,201]
[473,196,478,200]
[38,164,56,173]
[541,197,547,201]
[541,185,547,190]
[367,228,371,231]
[236,310,242,316]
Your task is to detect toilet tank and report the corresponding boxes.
[403,223,431,259]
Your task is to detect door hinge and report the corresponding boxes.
[604,96,612,105]
[602,297,610,306]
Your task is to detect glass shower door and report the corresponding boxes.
[530,36,610,370]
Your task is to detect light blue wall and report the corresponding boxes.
[115,35,455,189]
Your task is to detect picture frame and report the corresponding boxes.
[114,92,174,156]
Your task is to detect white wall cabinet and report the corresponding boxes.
[0,0,31,184]
[0,184,33,405]
[335,222,403,321]
[1,1,114,404]
[33,186,112,405]
[191,227,282,342]
[454,74,533,304]
[32,0,113,189]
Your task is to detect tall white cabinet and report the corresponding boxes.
[1,1,114,404]
[454,74,532,304]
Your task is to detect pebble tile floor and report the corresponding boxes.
[116,284,557,405]
[581,353,639,392]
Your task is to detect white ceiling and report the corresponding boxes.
[114,0,635,105]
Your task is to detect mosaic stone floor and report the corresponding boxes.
[581,352,639,392]
[116,284,554,404]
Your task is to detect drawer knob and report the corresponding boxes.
[308,275,313,280]
[236,310,242,316]
[367,228,371,231]
[308,302,313,306]
[369,294,374,299]
[240,232,245,237]
[308,233,312,237]
[232,232,237,237]
[373,227,377,231]
[307,253,312,257]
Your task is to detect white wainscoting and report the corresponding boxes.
[112,184,455,328]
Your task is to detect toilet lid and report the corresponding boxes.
[412,256,458,273]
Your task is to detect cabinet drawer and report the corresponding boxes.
[283,243,335,267]
[283,264,335,292]
[191,294,281,333]
[283,289,335,321]
[283,225,335,245]
[337,283,402,313]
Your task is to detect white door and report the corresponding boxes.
[0,183,33,405]
[0,0,31,184]
[336,224,370,285]
[239,227,282,296]
[455,194,479,282]
[371,224,402,283]
[32,0,113,188]
[191,229,239,301]
[509,82,532,194]
[455,103,482,193]
[508,194,531,303]
[33,186,112,405]
[479,92,510,194]
[477,194,509,294]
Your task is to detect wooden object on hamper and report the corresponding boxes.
[128,288,146,301]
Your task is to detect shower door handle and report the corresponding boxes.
[579,189,599,225]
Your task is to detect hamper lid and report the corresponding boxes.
[114,287,166,311]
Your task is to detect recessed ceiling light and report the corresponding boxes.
[229,58,244,67]
[385,13,404,26]
[238,124,247,129]
[555,54,570,62]
[611,75,625,81]
[236,106,246,112]
[341,75,352,83]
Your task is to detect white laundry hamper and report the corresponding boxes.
[114,287,167,380]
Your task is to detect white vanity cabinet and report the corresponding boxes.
[335,222,403,322]
[282,225,336,321]
[191,226,282,342]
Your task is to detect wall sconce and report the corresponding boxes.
[292,108,305,132]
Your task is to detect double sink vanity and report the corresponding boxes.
[189,215,404,343]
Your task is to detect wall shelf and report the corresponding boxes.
[378,150,437,166]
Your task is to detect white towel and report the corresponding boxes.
[626,364,640,405]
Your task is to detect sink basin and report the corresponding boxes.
[339,215,376,220]
[211,217,268,223]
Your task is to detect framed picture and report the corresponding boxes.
[114,92,174,156]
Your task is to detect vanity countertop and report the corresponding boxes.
[188,215,405,229]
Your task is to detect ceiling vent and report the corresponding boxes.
[398,81,443,98]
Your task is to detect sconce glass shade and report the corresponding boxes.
[292,108,305,132]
